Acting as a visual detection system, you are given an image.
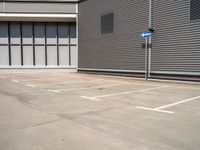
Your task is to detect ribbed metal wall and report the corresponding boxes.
[78,0,149,72]
[79,0,200,78]
[151,0,200,76]
[0,2,77,13]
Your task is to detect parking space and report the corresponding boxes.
[0,70,200,150]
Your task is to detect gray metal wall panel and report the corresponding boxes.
[47,46,57,65]
[0,2,77,13]
[71,45,77,66]
[59,46,69,66]
[58,23,69,44]
[23,46,33,66]
[78,0,149,71]
[69,23,77,44]
[0,46,9,66]
[35,46,45,66]
[0,22,8,44]
[34,23,45,44]
[0,3,3,12]
[11,46,21,66]
[46,23,57,44]
[22,23,32,44]
[10,22,20,44]
[151,0,200,75]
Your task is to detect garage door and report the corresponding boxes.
[0,22,77,68]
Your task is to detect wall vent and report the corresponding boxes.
[101,13,114,34]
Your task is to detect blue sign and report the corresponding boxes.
[140,32,152,38]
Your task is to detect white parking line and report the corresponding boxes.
[48,82,129,93]
[47,89,62,93]
[155,95,200,110]
[81,85,168,101]
[11,79,19,83]
[136,106,174,114]
[0,76,6,79]
[136,95,200,114]
[26,84,36,88]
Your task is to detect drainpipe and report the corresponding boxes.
[148,0,152,78]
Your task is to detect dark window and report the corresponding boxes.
[101,13,114,34]
[190,0,200,21]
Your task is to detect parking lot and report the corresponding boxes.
[0,70,200,150]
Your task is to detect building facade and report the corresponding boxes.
[0,0,200,81]
[0,0,78,69]
[78,0,200,81]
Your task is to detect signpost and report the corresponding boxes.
[140,32,152,38]
[140,32,152,80]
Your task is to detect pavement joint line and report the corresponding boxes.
[136,95,200,114]
[81,85,168,100]
[26,84,36,88]
[36,80,88,86]
[20,78,63,82]
[52,82,129,92]
[170,86,200,90]
[37,78,117,86]
[61,74,132,84]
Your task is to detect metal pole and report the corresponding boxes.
[148,0,152,78]
[145,38,148,80]
[32,22,36,66]
[8,22,11,66]
[56,23,59,66]
[44,22,47,66]
[68,23,71,66]
[20,22,23,66]
[149,0,152,28]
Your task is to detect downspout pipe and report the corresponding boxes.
[148,0,152,78]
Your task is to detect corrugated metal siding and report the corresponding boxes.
[78,0,149,71]
[151,0,200,76]
[0,2,77,13]
[79,0,200,78]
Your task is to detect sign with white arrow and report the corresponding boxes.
[140,32,152,38]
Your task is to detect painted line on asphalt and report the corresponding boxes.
[136,95,200,114]
[0,76,6,79]
[26,84,36,88]
[48,82,129,93]
[58,74,132,84]
[81,85,168,101]
[155,95,200,110]
[47,89,62,94]
[136,106,174,114]
[11,79,19,83]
